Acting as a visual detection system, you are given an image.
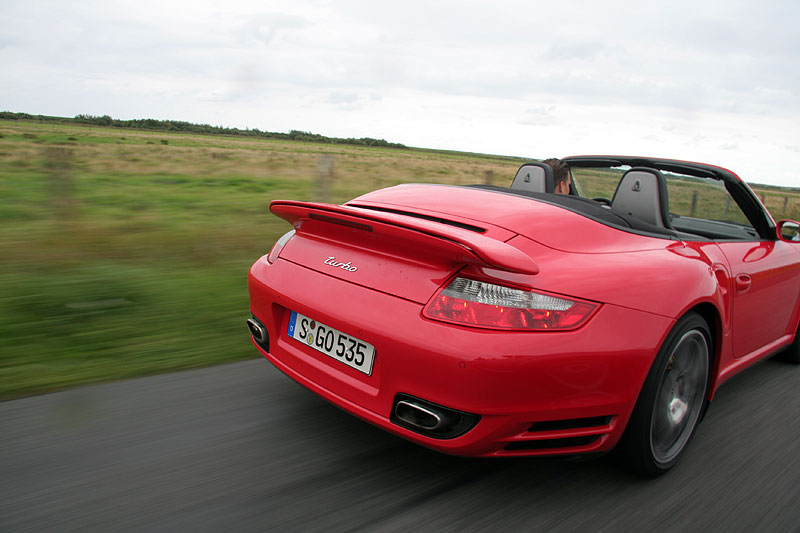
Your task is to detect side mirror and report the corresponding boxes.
[511,163,555,193]
[777,219,800,242]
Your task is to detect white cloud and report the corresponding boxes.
[519,106,558,126]
[0,0,798,186]
[243,13,309,46]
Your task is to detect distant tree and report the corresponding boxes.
[4,111,407,149]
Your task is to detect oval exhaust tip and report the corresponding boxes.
[247,318,266,344]
[395,400,445,431]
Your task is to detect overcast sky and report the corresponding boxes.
[2,0,799,186]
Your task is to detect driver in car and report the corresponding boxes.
[543,158,571,195]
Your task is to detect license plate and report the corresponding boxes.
[287,311,376,375]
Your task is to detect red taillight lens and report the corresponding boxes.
[266,230,295,264]
[424,277,598,331]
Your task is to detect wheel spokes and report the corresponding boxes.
[650,329,709,464]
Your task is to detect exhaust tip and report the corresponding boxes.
[390,394,480,439]
[247,318,268,347]
[395,400,444,431]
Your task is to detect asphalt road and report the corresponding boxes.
[2,356,800,532]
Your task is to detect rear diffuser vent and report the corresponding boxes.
[504,436,599,451]
[528,416,611,433]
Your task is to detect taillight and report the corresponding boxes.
[424,277,598,331]
[266,230,295,264]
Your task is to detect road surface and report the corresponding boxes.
[2,356,799,531]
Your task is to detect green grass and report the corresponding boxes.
[0,120,524,400]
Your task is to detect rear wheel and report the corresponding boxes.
[620,312,711,476]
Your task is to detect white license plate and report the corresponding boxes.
[287,311,375,375]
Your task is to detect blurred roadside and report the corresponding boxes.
[0,119,522,399]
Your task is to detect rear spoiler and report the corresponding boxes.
[270,200,539,275]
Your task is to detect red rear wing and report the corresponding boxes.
[270,200,539,275]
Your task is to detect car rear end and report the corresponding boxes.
[247,187,673,456]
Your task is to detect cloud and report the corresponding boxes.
[1,0,798,186]
[243,13,308,46]
[0,31,16,50]
[323,92,382,111]
[327,92,359,105]
[519,106,558,126]
[545,41,608,61]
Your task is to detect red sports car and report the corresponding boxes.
[247,156,800,475]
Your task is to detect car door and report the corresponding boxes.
[717,240,800,358]
[662,173,800,359]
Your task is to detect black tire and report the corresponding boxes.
[779,319,800,364]
[618,312,712,477]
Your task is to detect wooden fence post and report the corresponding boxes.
[315,155,334,203]
[44,147,76,224]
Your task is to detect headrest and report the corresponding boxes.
[611,167,671,228]
[511,163,555,193]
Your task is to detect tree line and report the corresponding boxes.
[0,111,407,149]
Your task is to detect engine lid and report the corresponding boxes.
[351,184,672,254]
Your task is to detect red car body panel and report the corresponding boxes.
[249,257,674,456]
[248,157,800,458]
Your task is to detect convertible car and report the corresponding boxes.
[247,155,800,475]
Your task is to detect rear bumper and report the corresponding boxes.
[248,256,674,457]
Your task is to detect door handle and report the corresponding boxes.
[735,273,752,293]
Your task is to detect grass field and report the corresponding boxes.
[0,120,526,400]
[2,119,799,400]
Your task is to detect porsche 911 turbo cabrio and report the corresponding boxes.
[247,155,800,475]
